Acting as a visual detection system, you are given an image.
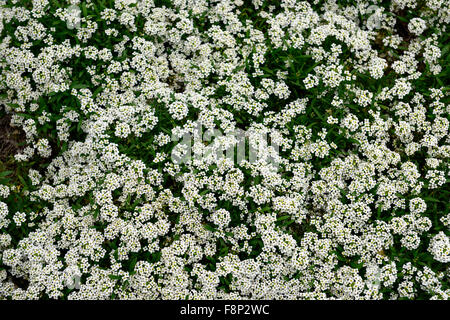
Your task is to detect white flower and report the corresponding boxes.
[408,18,427,35]
[168,101,189,121]
[428,232,450,263]
[210,209,231,228]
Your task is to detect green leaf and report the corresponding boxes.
[203,224,216,232]
[129,256,138,273]
[71,83,89,89]
[0,171,13,177]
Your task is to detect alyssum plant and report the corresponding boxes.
[0,0,449,300]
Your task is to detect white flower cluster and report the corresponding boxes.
[408,18,427,35]
[0,0,448,300]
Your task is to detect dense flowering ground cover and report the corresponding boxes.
[0,0,449,300]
